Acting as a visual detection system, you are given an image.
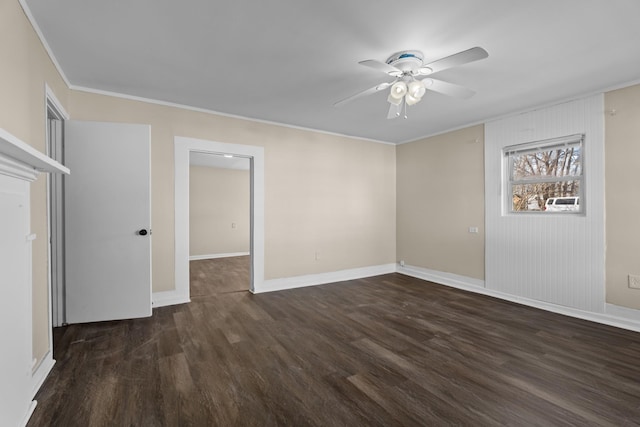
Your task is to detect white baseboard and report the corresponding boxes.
[189,252,250,261]
[255,263,397,294]
[22,400,37,427]
[399,263,640,333]
[31,352,55,399]
[24,354,51,426]
[152,259,640,333]
[604,303,640,330]
[606,303,640,320]
[399,264,485,290]
[152,290,190,308]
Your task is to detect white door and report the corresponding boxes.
[64,121,151,324]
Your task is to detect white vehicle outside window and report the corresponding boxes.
[544,196,579,212]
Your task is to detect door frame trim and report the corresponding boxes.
[171,137,264,304]
[45,84,68,327]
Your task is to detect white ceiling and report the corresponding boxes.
[25,0,640,144]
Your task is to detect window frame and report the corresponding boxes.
[503,134,585,215]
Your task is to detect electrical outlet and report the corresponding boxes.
[399,260,405,267]
[468,227,479,233]
[315,251,320,261]
[629,274,640,289]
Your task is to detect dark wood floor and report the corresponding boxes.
[28,257,640,426]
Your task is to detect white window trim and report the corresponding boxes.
[503,134,585,214]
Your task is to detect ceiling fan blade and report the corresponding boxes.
[334,82,393,107]
[422,47,488,75]
[359,60,403,76]
[424,78,476,99]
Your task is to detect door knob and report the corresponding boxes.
[138,229,148,236]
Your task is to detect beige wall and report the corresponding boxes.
[1,1,70,367]
[396,125,485,280]
[189,166,250,256]
[67,91,397,288]
[605,84,640,310]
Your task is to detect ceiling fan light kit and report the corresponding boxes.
[387,81,408,105]
[405,92,421,106]
[408,80,426,98]
[335,47,489,119]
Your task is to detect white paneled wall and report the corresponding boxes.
[485,95,605,313]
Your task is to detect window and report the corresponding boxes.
[505,134,583,213]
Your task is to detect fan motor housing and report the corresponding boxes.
[386,50,423,72]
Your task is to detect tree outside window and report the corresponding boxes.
[505,135,583,213]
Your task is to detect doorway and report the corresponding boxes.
[46,89,68,328]
[173,136,265,304]
[189,152,251,295]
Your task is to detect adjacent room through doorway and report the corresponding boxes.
[188,152,251,296]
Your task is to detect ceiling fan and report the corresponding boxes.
[335,47,488,119]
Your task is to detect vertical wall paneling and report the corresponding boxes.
[484,95,605,313]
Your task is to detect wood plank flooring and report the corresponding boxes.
[28,257,640,426]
